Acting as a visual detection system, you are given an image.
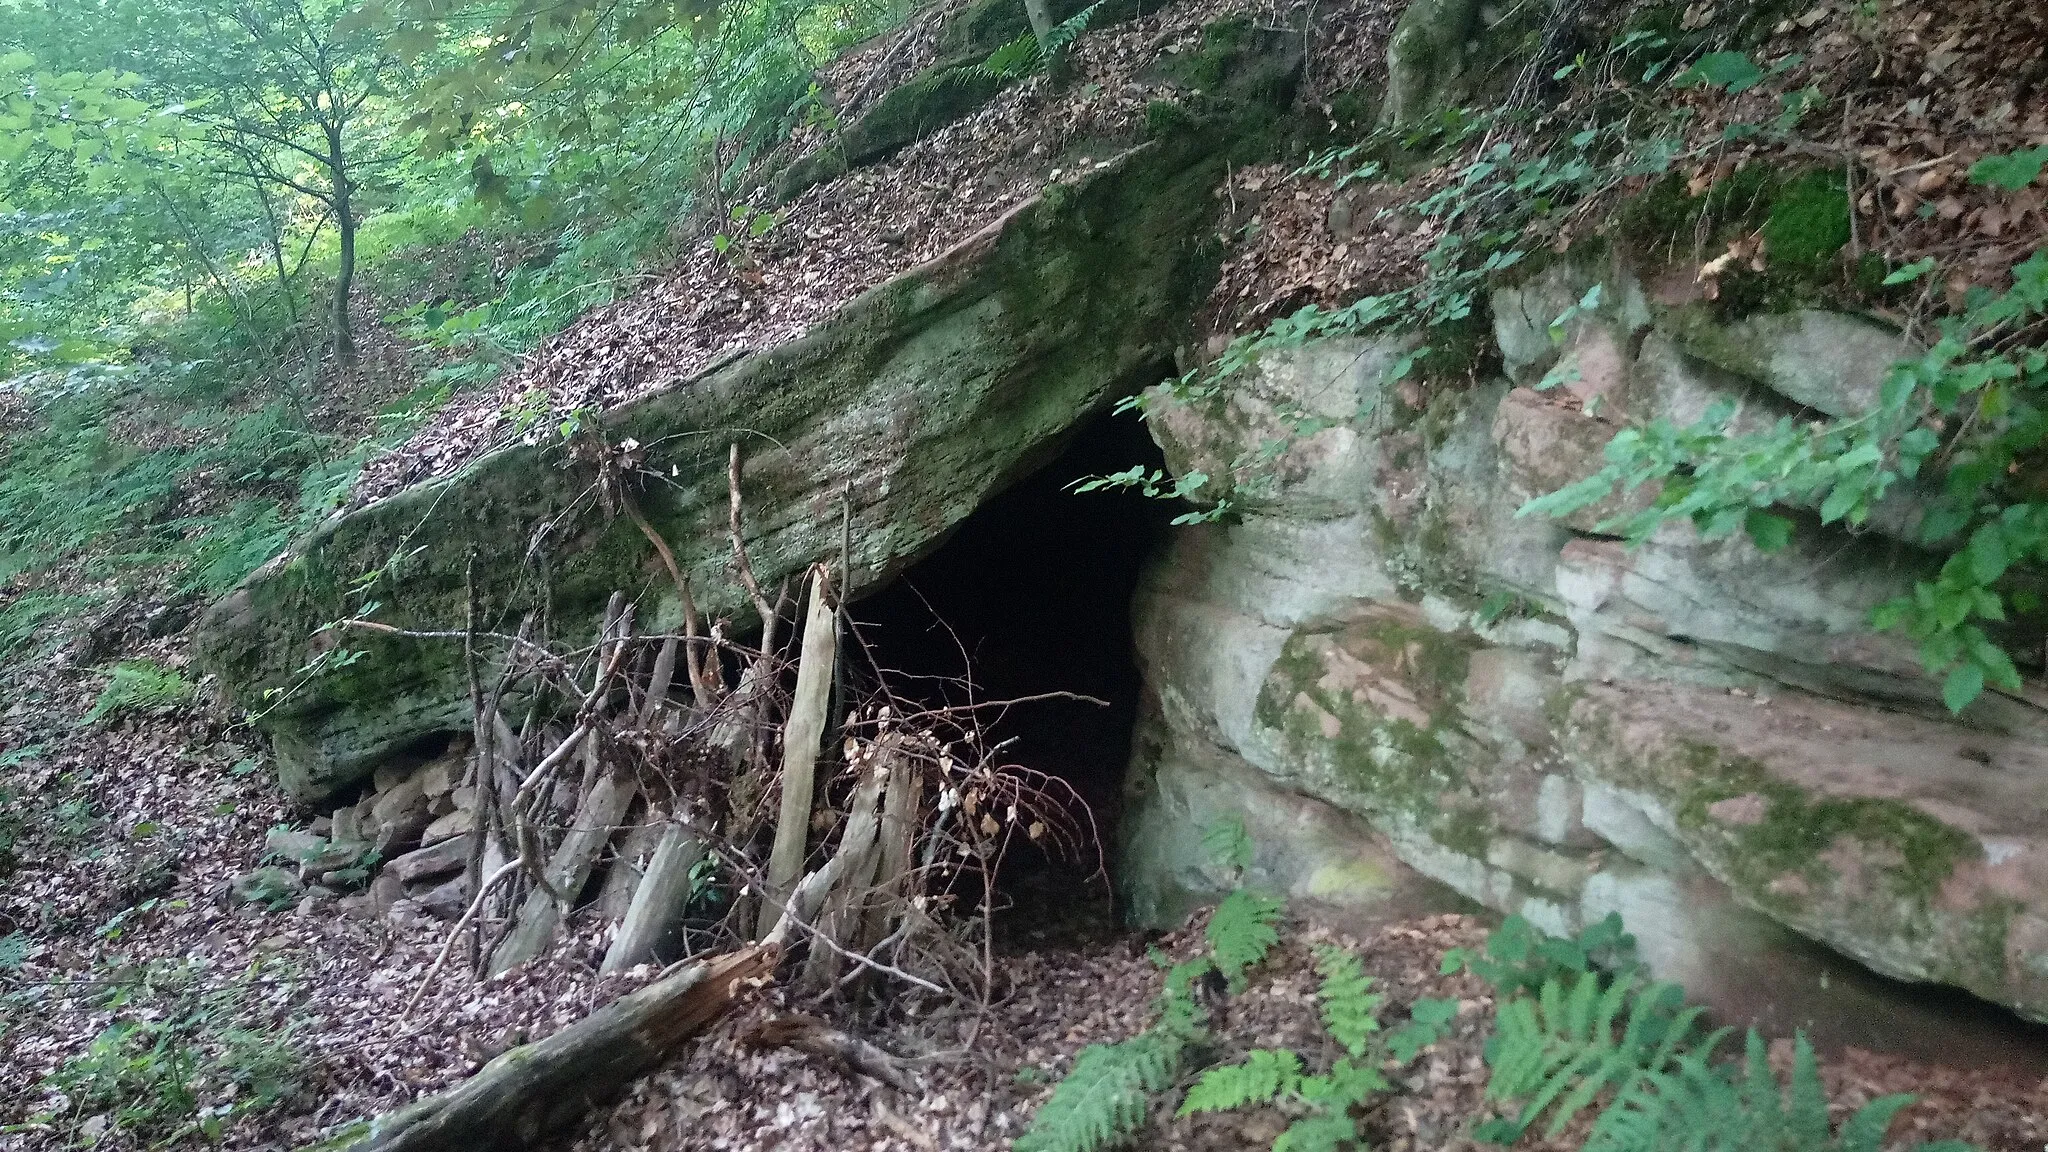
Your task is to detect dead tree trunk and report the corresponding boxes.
[325,945,776,1152]
[490,772,636,975]
[801,762,887,990]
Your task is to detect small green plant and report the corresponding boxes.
[712,203,783,267]
[1463,914,1981,1152]
[81,660,194,725]
[1071,465,1233,524]
[1179,945,1458,1151]
[37,958,305,1145]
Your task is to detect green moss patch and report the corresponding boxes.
[1619,163,1854,319]
[1254,614,1491,853]
[1670,742,1979,912]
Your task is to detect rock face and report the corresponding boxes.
[1118,261,2048,1035]
[195,137,1231,803]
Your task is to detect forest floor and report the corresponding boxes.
[6,0,2048,1147]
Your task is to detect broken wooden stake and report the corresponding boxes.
[490,772,636,975]
[758,564,838,939]
[600,817,707,975]
[802,762,887,990]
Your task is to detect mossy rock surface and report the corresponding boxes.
[1561,680,2048,1021]
[775,64,1011,201]
[1251,605,1496,856]
[197,136,1236,802]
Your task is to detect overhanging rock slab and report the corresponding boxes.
[196,140,1227,803]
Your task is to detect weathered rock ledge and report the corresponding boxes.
[1117,261,2048,1039]
[197,136,1231,802]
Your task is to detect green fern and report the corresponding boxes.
[975,33,1042,80]
[1282,1059,1389,1151]
[1207,889,1282,987]
[82,660,195,726]
[1042,1,1102,54]
[1583,1029,1970,1152]
[1015,1031,1185,1152]
[1312,946,1382,1058]
[1480,972,1710,1142]
[1179,947,1397,1152]
[1016,958,1211,1152]
[1180,1049,1301,1114]
[953,0,1103,84]
[1202,814,1254,872]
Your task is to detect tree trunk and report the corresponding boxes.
[324,945,777,1152]
[601,819,706,975]
[328,127,358,366]
[253,181,297,320]
[489,772,636,975]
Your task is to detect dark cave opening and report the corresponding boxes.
[847,401,1178,928]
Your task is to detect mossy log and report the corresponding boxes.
[312,944,778,1152]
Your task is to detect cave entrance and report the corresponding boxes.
[848,403,1177,940]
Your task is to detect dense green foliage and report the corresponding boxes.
[0,0,907,665]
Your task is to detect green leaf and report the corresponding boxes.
[1943,660,1984,713]
[1743,510,1793,552]
[1673,51,1764,93]
[1969,146,2048,192]
[1884,257,1938,285]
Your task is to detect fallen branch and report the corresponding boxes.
[319,945,778,1152]
[403,860,522,1022]
[743,1013,919,1094]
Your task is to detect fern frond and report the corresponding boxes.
[1202,815,1254,872]
[1156,957,1214,1040]
[1207,890,1282,986]
[1042,0,1104,52]
[1483,974,1704,1140]
[1016,1028,1188,1152]
[975,33,1041,80]
[1839,1094,1918,1152]
[1303,1057,1388,1107]
[1272,1112,1357,1152]
[1311,946,1382,1058]
[1582,1024,1978,1152]
[1786,1033,1830,1148]
[1178,1049,1300,1115]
